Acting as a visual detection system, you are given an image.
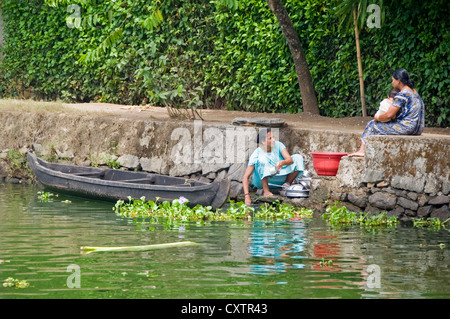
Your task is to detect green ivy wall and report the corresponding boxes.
[0,0,448,126]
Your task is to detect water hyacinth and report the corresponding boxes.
[2,277,30,288]
[37,191,57,202]
[113,196,313,222]
[178,196,188,205]
[323,201,399,229]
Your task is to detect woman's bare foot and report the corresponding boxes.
[348,151,365,157]
[348,143,365,157]
[263,191,274,197]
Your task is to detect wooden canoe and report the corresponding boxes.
[27,153,230,210]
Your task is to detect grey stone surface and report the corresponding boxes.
[407,192,418,201]
[417,205,432,218]
[348,192,368,208]
[118,154,140,169]
[140,157,170,175]
[363,169,385,183]
[368,192,397,210]
[389,206,404,218]
[443,180,450,195]
[229,180,243,199]
[227,163,247,182]
[335,157,365,188]
[232,117,286,127]
[428,195,450,206]
[424,176,439,195]
[391,175,425,193]
[430,205,450,223]
[169,163,202,177]
[214,169,228,181]
[397,197,419,211]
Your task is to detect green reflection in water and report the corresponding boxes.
[0,184,449,299]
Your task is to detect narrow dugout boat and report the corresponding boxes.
[27,153,230,210]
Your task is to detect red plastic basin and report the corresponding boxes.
[310,152,348,176]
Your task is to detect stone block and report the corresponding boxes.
[118,154,140,169]
[443,180,450,195]
[202,162,231,175]
[407,192,418,201]
[309,178,330,202]
[397,197,419,211]
[140,157,170,175]
[368,192,397,210]
[206,172,217,179]
[335,157,365,188]
[428,195,450,206]
[197,176,212,183]
[227,163,246,182]
[418,194,429,207]
[365,205,382,214]
[214,170,228,181]
[341,201,363,213]
[424,176,439,195]
[363,169,385,183]
[229,181,243,199]
[417,205,432,218]
[391,175,425,193]
[55,144,74,159]
[330,192,346,201]
[169,163,202,177]
[430,205,450,223]
[348,192,368,208]
[389,206,404,218]
[32,143,43,156]
[405,210,416,217]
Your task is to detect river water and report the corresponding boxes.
[0,183,449,299]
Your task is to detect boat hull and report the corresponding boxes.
[27,153,230,209]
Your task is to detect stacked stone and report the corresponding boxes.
[331,178,450,223]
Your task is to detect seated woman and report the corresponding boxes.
[349,68,425,157]
[242,128,304,205]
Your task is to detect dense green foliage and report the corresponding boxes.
[0,0,216,107]
[0,0,448,126]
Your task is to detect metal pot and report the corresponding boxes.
[281,184,310,198]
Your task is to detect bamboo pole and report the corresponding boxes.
[353,8,367,117]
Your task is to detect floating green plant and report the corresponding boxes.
[37,191,57,202]
[2,277,30,288]
[113,197,313,222]
[413,217,450,231]
[323,201,398,229]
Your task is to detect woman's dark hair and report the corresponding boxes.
[256,128,271,144]
[393,68,415,89]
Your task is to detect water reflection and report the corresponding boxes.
[248,220,307,275]
[0,184,449,299]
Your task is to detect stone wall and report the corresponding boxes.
[0,109,449,223]
[310,136,450,222]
